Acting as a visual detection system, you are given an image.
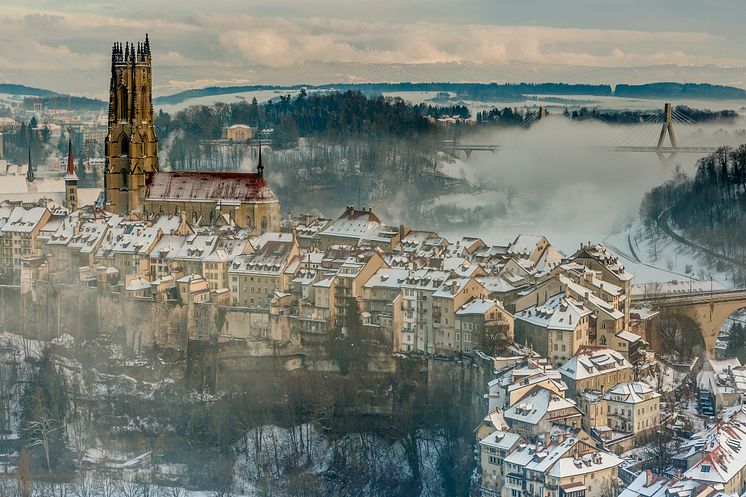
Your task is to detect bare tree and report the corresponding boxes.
[98,473,123,497]
[119,481,143,497]
[25,417,63,473]
[644,427,677,474]
[160,485,186,497]
[70,472,99,497]
[599,476,621,497]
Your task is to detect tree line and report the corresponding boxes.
[566,105,737,124]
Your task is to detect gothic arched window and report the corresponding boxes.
[120,134,130,157]
[261,217,268,232]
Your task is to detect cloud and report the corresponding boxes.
[0,3,744,94]
[210,15,726,68]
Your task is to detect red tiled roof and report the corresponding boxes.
[145,172,278,203]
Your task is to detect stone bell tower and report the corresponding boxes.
[104,34,158,214]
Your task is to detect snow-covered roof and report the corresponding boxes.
[145,171,278,204]
[126,278,151,291]
[685,412,746,486]
[229,238,295,276]
[574,243,633,282]
[548,451,622,478]
[150,214,184,234]
[508,234,545,258]
[504,386,580,426]
[68,221,108,254]
[559,274,624,320]
[0,206,48,233]
[479,430,521,451]
[363,267,409,290]
[320,207,381,240]
[433,276,476,299]
[604,382,659,404]
[616,330,642,343]
[515,293,592,331]
[456,298,500,316]
[477,275,517,294]
[559,347,632,381]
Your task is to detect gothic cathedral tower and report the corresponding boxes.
[104,35,158,214]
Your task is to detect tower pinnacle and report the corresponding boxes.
[65,139,77,179]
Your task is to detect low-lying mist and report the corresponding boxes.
[418,117,746,252]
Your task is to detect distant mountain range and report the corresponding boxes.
[0,84,106,112]
[0,83,58,98]
[153,82,746,106]
[4,81,746,111]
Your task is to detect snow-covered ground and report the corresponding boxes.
[639,361,689,393]
[604,219,735,286]
[434,152,478,185]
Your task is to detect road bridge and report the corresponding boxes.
[609,103,720,164]
[631,288,746,354]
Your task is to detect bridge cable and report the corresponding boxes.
[617,112,666,147]
[614,111,665,147]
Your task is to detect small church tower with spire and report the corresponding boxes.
[104,34,158,214]
[26,147,34,183]
[65,140,78,211]
[257,144,264,179]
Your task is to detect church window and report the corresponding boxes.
[120,134,129,157]
[120,168,129,190]
[261,217,267,232]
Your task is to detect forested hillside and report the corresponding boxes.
[641,145,746,271]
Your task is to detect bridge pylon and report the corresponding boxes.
[538,106,546,120]
[657,103,678,151]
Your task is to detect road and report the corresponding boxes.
[657,209,746,271]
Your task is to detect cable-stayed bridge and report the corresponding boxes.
[442,107,547,157]
[443,103,722,163]
[610,103,719,163]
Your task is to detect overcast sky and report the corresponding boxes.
[2,0,746,96]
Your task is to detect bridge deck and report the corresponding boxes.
[632,289,746,306]
[610,146,719,153]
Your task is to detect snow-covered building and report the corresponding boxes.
[454,298,515,355]
[559,347,633,395]
[603,382,661,436]
[0,205,52,282]
[504,386,583,437]
[683,407,746,495]
[502,435,622,497]
[514,294,593,366]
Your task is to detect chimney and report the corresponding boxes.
[645,470,653,487]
